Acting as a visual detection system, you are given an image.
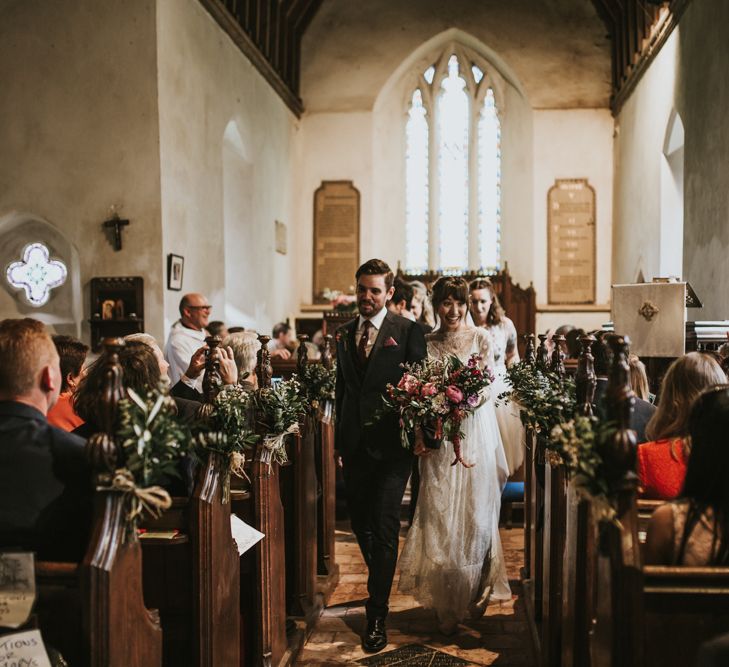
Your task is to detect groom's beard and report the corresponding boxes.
[358,299,377,315]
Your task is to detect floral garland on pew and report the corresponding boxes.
[295,362,336,422]
[115,386,192,529]
[250,377,307,466]
[503,361,622,524]
[191,385,261,501]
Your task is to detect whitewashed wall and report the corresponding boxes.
[614,1,729,320]
[0,0,164,339]
[156,0,298,336]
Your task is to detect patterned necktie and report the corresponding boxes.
[357,320,373,366]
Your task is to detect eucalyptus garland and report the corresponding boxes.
[250,377,307,465]
[193,384,260,459]
[504,360,624,525]
[296,362,336,417]
[117,387,191,487]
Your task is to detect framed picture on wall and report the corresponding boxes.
[167,254,184,291]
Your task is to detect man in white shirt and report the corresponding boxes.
[164,293,212,390]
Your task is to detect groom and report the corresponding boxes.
[335,258,427,653]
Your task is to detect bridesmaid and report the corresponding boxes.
[469,278,524,476]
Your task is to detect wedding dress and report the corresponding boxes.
[487,318,526,476]
[398,328,511,628]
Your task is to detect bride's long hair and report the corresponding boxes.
[431,276,472,331]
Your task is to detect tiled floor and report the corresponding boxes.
[295,522,535,666]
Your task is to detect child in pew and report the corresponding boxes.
[645,385,729,565]
[637,353,726,500]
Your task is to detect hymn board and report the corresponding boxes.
[547,178,596,305]
[313,181,360,303]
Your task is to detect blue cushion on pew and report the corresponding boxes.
[502,481,524,502]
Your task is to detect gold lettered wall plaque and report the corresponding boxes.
[547,178,596,304]
[313,181,360,303]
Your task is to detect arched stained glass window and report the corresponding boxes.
[437,55,469,271]
[478,88,501,272]
[405,89,429,272]
[404,49,502,273]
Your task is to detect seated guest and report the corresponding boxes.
[164,292,213,389]
[638,352,726,500]
[629,353,653,403]
[0,318,91,561]
[267,322,293,360]
[223,331,261,391]
[591,331,656,444]
[47,334,88,431]
[645,385,729,565]
[73,341,163,438]
[207,320,228,339]
[126,333,237,405]
[565,328,586,360]
[410,280,435,329]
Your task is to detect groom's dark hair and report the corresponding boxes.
[356,259,394,290]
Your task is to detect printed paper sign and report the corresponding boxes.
[0,553,35,629]
[230,514,264,556]
[0,629,52,667]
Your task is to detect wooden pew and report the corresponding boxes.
[315,336,339,602]
[141,335,240,667]
[524,334,549,632]
[589,336,729,667]
[1,339,163,666]
[235,336,289,667]
[560,335,598,667]
[540,334,567,666]
[279,338,320,626]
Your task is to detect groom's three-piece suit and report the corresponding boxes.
[335,309,427,621]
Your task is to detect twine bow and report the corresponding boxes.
[258,422,299,466]
[105,469,172,522]
[230,451,250,483]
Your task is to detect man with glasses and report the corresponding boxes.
[164,293,213,390]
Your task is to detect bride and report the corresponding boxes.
[398,276,511,634]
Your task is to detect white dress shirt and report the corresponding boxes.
[164,320,207,389]
[355,307,387,359]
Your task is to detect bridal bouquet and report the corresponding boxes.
[375,353,493,468]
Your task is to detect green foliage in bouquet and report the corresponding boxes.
[296,362,336,416]
[117,387,191,488]
[250,377,307,465]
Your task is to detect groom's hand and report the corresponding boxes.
[413,429,432,457]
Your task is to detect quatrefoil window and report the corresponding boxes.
[6,243,67,307]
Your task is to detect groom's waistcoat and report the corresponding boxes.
[334,311,427,460]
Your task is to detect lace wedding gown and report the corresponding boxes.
[398,328,511,626]
[487,318,526,476]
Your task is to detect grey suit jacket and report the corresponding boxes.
[335,311,427,460]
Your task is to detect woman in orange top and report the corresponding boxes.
[47,335,88,431]
[638,352,726,500]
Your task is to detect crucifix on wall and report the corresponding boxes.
[103,213,130,251]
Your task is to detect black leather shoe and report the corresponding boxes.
[362,617,387,653]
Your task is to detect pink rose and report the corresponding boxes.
[398,374,419,396]
[445,385,464,404]
[421,382,438,398]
